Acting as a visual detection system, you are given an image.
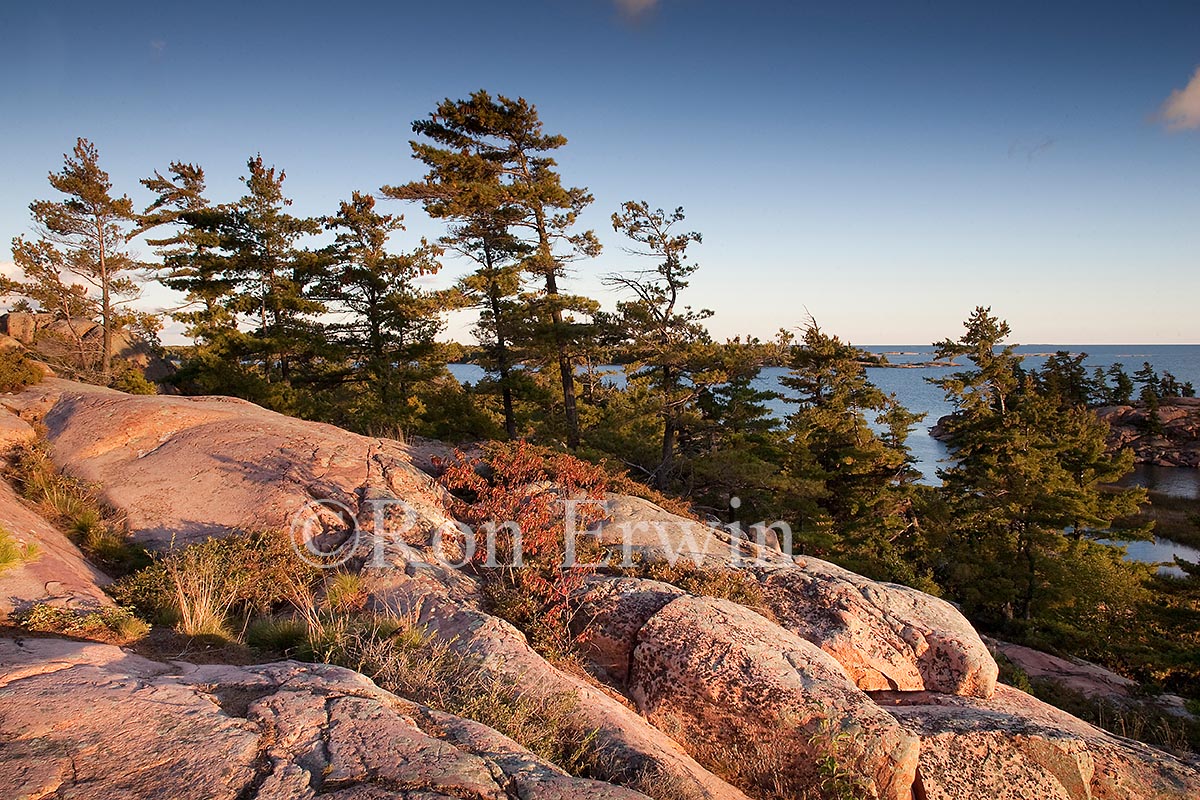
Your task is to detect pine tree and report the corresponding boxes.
[318,192,445,429]
[607,202,713,487]
[1133,362,1164,433]
[139,161,235,341]
[932,308,1145,623]
[10,138,143,378]
[4,238,97,365]
[690,338,786,522]
[386,91,600,448]
[384,100,536,439]
[1106,363,1135,405]
[1038,351,1092,407]
[780,322,924,578]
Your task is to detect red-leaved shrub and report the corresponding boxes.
[438,441,611,659]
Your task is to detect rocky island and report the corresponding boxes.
[1096,398,1200,468]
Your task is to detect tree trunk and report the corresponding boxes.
[655,365,676,490]
[97,219,112,379]
[533,208,579,449]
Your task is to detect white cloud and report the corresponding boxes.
[615,0,658,17]
[1160,66,1200,131]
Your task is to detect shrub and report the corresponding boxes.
[438,441,611,661]
[246,616,309,655]
[0,524,39,572]
[322,571,367,614]
[110,368,157,395]
[15,603,149,644]
[110,530,317,637]
[0,349,43,393]
[1028,678,1200,755]
[298,608,603,779]
[5,438,148,574]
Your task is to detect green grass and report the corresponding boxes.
[0,524,39,573]
[14,603,149,644]
[4,437,149,575]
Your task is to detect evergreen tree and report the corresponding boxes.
[1134,361,1161,399]
[384,104,535,439]
[387,91,600,448]
[163,156,324,407]
[607,202,712,488]
[318,192,445,429]
[1038,351,1092,407]
[931,308,1145,624]
[780,322,924,579]
[689,338,786,522]
[4,238,97,365]
[139,161,235,341]
[1106,363,1135,405]
[452,218,530,439]
[1133,362,1164,434]
[10,138,143,378]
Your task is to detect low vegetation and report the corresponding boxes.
[616,555,774,619]
[5,437,148,574]
[437,440,612,663]
[996,652,1200,755]
[111,530,315,637]
[14,603,148,644]
[0,524,39,573]
[653,708,868,800]
[0,349,44,393]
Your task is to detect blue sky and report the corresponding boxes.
[2,0,1199,344]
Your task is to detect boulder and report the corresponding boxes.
[1096,400,1200,468]
[3,379,749,800]
[752,557,998,698]
[595,495,997,698]
[0,312,43,346]
[874,685,1200,800]
[383,590,752,800]
[0,408,35,451]
[628,595,921,800]
[0,637,650,800]
[571,577,686,685]
[9,380,454,553]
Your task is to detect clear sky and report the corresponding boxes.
[2,0,1198,344]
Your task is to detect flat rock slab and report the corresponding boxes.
[874,685,1200,800]
[0,637,650,800]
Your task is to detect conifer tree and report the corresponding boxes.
[386,91,600,448]
[10,138,142,378]
[1106,363,1135,405]
[209,157,323,387]
[607,202,713,487]
[139,162,234,341]
[318,192,444,428]
[780,321,923,577]
[932,307,1145,623]
[384,100,536,439]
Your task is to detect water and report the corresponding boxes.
[447,346,1200,570]
[1114,538,1200,577]
[449,346,1200,488]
